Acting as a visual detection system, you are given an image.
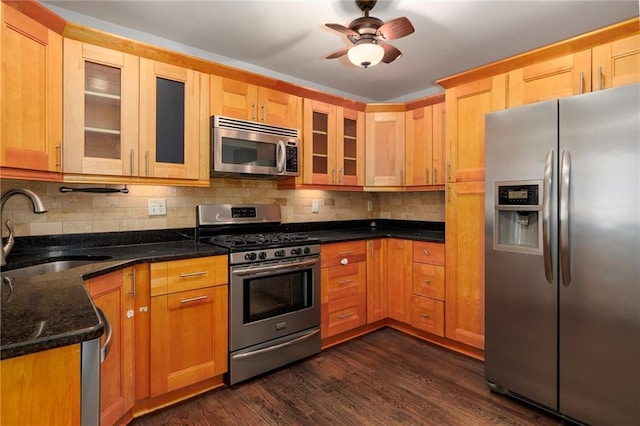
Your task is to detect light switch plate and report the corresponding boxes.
[148,199,167,216]
[311,199,319,213]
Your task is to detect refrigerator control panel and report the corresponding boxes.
[498,184,539,206]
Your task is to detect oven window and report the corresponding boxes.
[243,269,312,323]
[221,137,276,167]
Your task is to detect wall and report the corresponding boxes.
[0,179,444,237]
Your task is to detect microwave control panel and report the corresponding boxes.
[286,143,298,173]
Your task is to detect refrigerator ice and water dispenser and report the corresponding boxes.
[494,180,543,254]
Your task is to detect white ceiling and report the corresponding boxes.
[42,0,639,103]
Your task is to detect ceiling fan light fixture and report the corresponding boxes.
[348,40,384,68]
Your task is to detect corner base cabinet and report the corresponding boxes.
[149,256,228,397]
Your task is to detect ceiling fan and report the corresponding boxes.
[325,0,415,68]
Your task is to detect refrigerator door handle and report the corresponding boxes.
[559,149,572,286]
[542,149,554,283]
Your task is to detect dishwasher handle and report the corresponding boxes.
[95,307,112,363]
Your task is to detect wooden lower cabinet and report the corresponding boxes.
[445,182,485,349]
[321,241,367,339]
[1,344,81,426]
[149,256,228,397]
[366,239,387,323]
[386,238,413,323]
[86,267,136,426]
[411,241,445,337]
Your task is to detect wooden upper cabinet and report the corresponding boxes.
[592,34,640,90]
[365,111,405,187]
[445,74,506,183]
[63,40,139,176]
[508,50,591,108]
[210,75,300,129]
[1,3,62,178]
[405,102,445,186]
[140,58,206,180]
[303,99,364,186]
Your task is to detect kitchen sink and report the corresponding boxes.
[1,255,114,278]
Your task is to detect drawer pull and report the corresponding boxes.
[338,279,353,286]
[338,251,353,256]
[340,258,349,266]
[180,295,208,304]
[179,271,208,278]
[421,313,431,318]
[423,249,431,256]
[338,312,354,319]
[423,279,432,284]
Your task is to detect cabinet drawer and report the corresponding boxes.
[412,263,445,301]
[324,294,367,338]
[413,241,445,266]
[410,296,444,337]
[151,256,228,296]
[321,241,366,268]
[321,262,366,303]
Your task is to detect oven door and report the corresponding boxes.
[229,256,320,352]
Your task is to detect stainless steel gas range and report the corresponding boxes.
[197,204,321,385]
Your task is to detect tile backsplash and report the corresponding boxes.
[0,179,444,237]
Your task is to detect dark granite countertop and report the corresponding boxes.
[0,220,443,360]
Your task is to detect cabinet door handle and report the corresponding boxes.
[338,251,353,255]
[579,71,585,94]
[179,271,208,278]
[425,168,429,185]
[421,313,431,319]
[332,169,336,184]
[56,145,62,170]
[251,103,257,121]
[338,279,353,286]
[145,151,149,176]
[179,295,208,304]
[130,149,135,175]
[447,162,452,181]
[433,168,437,184]
[338,312,354,319]
[339,169,343,184]
[261,104,266,122]
[598,66,603,91]
[423,279,431,284]
[128,268,137,299]
[369,241,374,258]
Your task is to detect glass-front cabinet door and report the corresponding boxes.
[337,107,364,186]
[139,58,203,180]
[63,40,139,176]
[303,99,364,187]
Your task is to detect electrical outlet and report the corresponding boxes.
[311,199,319,213]
[148,199,167,216]
[367,200,373,211]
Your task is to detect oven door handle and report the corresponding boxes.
[230,329,320,360]
[232,258,319,276]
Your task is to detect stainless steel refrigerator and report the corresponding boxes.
[484,83,639,425]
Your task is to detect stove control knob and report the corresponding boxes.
[291,248,302,255]
[303,247,311,254]
[258,252,267,260]
[275,249,286,257]
[244,252,257,261]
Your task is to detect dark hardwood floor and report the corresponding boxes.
[131,328,567,425]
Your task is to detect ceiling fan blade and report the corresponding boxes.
[325,23,359,38]
[376,17,415,40]
[326,46,350,60]
[381,43,402,64]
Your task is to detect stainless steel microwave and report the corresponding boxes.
[210,116,300,179]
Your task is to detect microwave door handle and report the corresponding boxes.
[276,140,286,174]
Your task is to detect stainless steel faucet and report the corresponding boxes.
[1,188,48,266]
